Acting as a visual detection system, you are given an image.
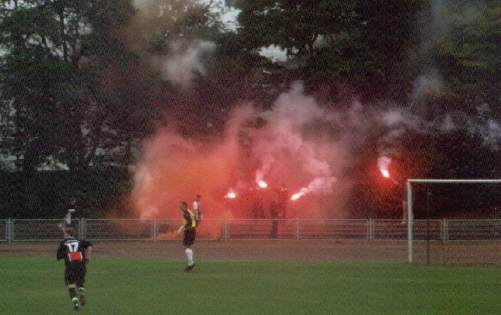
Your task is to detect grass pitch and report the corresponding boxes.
[0,257,500,314]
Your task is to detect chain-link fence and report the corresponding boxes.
[156,219,225,241]
[0,219,7,242]
[11,219,80,241]
[3,218,501,241]
[299,219,368,240]
[447,219,501,240]
[228,219,298,240]
[85,219,153,241]
[373,219,443,240]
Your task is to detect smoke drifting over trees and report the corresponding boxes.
[0,0,499,218]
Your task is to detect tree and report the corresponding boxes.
[355,0,426,101]
[0,0,158,171]
[123,0,240,139]
[229,0,426,102]
[434,0,500,116]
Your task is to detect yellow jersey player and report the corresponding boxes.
[177,201,197,272]
[192,194,202,224]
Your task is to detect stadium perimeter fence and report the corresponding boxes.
[1,218,501,242]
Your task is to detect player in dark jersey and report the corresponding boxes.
[56,227,92,310]
[177,201,197,272]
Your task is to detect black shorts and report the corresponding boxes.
[183,229,196,247]
[65,262,86,287]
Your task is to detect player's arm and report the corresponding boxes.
[84,246,93,264]
[81,240,93,263]
[177,225,185,234]
[177,215,189,233]
[56,242,65,260]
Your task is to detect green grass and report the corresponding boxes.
[0,257,500,314]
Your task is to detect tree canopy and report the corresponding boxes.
[0,0,499,217]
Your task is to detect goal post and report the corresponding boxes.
[407,178,501,263]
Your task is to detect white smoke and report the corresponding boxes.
[411,70,445,104]
[252,82,342,203]
[128,0,217,89]
[485,120,501,150]
[131,0,153,11]
[152,40,216,89]
[411,0,486,104]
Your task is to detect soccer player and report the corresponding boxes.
[56,227,92,310]
[58,196,77,230]
[177,201,197,272]
[192,194,202,224]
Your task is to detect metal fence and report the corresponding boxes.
[0,219,7,241]
[2,218,501,242]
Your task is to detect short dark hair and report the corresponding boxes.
[180,201,188,208]
[65,227,76,236]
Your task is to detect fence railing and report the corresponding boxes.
[2,218,501,242]
[1,219,8,242]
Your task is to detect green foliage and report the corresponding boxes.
[0,0,499,219]
[434,0,500,113]
[129,0,223,54]
[0,0,157,171]
[231,0,426,100]
[0,170,131,218]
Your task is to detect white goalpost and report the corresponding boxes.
[407,178,501,263]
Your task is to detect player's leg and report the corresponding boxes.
[68,283,80,310]
[183,230,195,271]
[77,265,86,306]
[66,267,80,310]
[184,246,194,270]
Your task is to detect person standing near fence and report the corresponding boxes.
[192,194,202,224]
[277,184,289,219]
[59,196,78,230]
[269,200,280,239]
[177,201,197,272]
[57,227,93,311]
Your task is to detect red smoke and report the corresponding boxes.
[131,106,251,220]
[131,84,352,221]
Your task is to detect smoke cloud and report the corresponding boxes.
[126,0,217,88]
[411,0,487,103]
[151,40,216,89]
[127,0,499,229]
[131,79,500,229]
[131,82,354,221]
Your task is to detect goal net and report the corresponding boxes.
[407,179,501,264]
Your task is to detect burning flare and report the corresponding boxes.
[291,191,305,201]
[225,190,237,199]
[378,156,392,178]
[291,188,308,201]
[257,180,268,189]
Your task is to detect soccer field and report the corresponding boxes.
[0,257,500,314]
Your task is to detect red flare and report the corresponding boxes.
[291,191,306,201]
[225,190,237,199]
[378,156,392,179]
[257,180,268,189]
[381,169,390,178]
